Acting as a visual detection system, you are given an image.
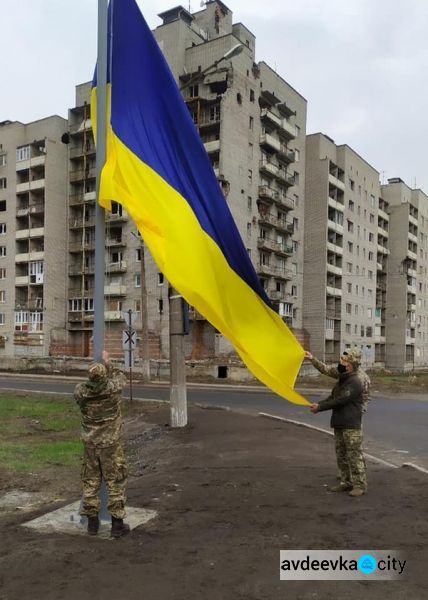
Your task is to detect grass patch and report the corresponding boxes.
[0,394,82,472]
[0,440,82,472]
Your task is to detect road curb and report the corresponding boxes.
[259,412,399,469]
[401,462,428,475]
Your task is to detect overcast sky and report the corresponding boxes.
[1,0,427,192]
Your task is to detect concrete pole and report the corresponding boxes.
[169,287,187,427]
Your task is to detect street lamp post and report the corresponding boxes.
[167,42,245,428]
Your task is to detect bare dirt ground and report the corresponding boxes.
[0,404,427,600]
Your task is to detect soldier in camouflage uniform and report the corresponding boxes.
[309,350,368,497]
[74,355,130,537]
[305,349,371,412]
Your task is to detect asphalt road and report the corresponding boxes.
[0,375,427,470]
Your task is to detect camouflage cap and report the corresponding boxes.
[88,362,107,380]
[342,349,362,367]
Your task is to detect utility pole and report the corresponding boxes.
[169,287,188,427]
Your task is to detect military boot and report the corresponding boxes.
[328,483,353,492]
[348,487,366,497]
[87,516,100,536]
[111,517,130,539]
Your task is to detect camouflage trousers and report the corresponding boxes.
[80,442,128,519]
[334,429,367,490]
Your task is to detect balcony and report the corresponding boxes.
[327,241,343,256]
[328,197,344,213]
[260,108,282,128]
[280,119,297,139]
[267,289,288,302]
[325,328,340,342]
[16,179,45,194]
[203,139,220,154]
[260,132,281,153]
[407,268,417,277]
[15,276,30,286]
[327,263,343,276]
[327,219,344,235]
[377,262,383,271]
[106,260,127,273]
[328,173,345,191]
[69,191,96,206]
[16,155,46,171]
[409,214,418,227]
[407,284,417,294]
[104,284,127,296]
[378,226,389,238]
[69,241,95,253]
[277,145,295,163]
[407,249,417,261]
[15,251,44,262]
[15,227,45,239]
[105,311,124,321]
[69,216,96,229]
[105,237,125,247]
[257,263,293,280]
[374,335,386,344]
[259,159,279,178]
[68,288,94,298]
[377,244,389,255]
[408,231,418,244]
[407,302,416,311]
[69,167,96,182]
[378,208,389,221]
[276,169,295,187]
[69,266,94,277]
[326,286,342,297]
[258,212,293,233]
[107,212,128,224]
[69,144,96,158]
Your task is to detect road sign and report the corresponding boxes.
[122,329,137,350]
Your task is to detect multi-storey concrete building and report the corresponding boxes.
[154,1,307,355]
[382,179,428,370]
[0,117,68,358]
[303,133,388,367]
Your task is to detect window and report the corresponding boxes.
[158,272,164,285]
[346,303,352,315]
[347,262,353,274]
[134,299,141,313]
[249,89,255,102]
[368,251,374,261]
[247,196,252,211]
[249,116,254,130]
[361,325,365,337]
[158,299,164,314]
[0,223,5,234]
[293,171,299,185]
[347,220,354,233]
[346,323,351,334]
[189,84,199,98]
[16,146,30,162]
[293,217,299,231]
[349,179,355,191]
[347,241,353,253]
[294,149,300,162]
[0,268,5,279]
[209,105,220,122]
[0,247,5,257]
[248,169,252,182]
[369,213,375,224]
[293,193,299,206]
[368,232,374,242]
[368,270,373,280]
[0,291,5,303]
[247,222,252,237]
[349,200,354,212]
[0,313,4,325]
[134,273,141,287]
[367,308,372,318]
[295,125,300,137]
[135,248,141,262]
[0,154,6,167]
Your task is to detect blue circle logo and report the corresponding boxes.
[358,554,377,574]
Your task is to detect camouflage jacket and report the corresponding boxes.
[311,356,371,412]
[74,364,127,448]
[317,372,364,429]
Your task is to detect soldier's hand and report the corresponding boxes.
[304,351,313,360]
[310,403,319,414]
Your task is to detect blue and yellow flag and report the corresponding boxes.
[92,0,307,405]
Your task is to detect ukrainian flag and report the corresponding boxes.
[92,0,308,405]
